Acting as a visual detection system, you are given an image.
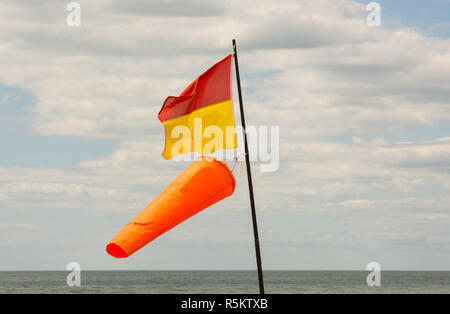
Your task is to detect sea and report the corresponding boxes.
[0,271,449,294]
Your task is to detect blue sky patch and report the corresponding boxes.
[0,83,117,169]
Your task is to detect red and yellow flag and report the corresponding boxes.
[158,55,237,159]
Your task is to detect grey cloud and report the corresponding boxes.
[105,0,229,17]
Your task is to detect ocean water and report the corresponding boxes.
[0,271,449,294]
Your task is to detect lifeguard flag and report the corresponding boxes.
[158,55,237,159]
[106,156,236,258]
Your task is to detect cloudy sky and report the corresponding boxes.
[0,0,449,271]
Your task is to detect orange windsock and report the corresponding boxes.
[106,156,236,258]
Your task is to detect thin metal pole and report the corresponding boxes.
[232,39,265,294]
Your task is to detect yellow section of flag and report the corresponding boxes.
[161,100,237,159]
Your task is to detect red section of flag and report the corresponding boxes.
[158,54,232,122]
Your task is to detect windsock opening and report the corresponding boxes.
[106,243,128,258]
[106,157,236,258]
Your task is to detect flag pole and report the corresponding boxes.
[232,39,265,294]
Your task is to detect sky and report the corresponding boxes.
[0,0,449,271]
